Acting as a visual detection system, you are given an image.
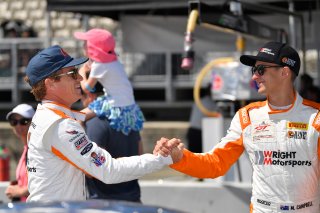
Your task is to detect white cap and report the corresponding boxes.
[6,104,35,120]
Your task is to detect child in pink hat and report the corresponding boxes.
[74,28,144,135]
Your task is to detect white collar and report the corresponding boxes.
[269,103,292,110]
[41,101,85,121]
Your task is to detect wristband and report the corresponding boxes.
[85,83,96,93]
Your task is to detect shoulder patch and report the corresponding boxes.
[238,101,266,130]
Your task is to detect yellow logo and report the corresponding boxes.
[287,122,308,130]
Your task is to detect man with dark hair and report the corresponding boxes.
[155,41,320,212]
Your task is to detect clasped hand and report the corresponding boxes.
[153,137,184,163]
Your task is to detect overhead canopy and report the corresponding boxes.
[46,0,319,21]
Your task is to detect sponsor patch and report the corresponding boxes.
[91,152,106,167]
[257,198,271,206]
[240,108,249,125]
[27,166,36,172]
[287,130,307,139]
[282,57,296,67]
[278,201,313,211]
[296,201,313,210]
[252,121,275,143]
[66,130,79,135]
[74,136,88,150]
[254,150,311,167]
[254,121,270,132]
[69,132,85,143]
[81,143,93,155]
[31,122,36,129]
[287,122,308,130]
[260,48,275,55]
[280,205,289,210]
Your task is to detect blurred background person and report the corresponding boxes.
[81,76,143,202]
[299,73,320,102]
[186,83,218,153]
[5,103,35,202]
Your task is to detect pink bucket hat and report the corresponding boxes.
[74,28,117,63]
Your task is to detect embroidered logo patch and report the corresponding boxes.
[90,152,106,167]
[81,143,93,155]
[74,136,89,150]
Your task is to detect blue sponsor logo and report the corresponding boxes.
[280,205,289,210]
[81,143,93,155]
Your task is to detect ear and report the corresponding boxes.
[281,66,290,77]
[44,78,56,89]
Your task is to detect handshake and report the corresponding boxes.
[153,137,185,163]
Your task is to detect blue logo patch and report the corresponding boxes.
[81,143,93,155]
[280,205,289,210]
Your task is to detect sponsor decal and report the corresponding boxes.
[27,166,36,172]
[74,136,88,150]
[240,108,249,124]
[31,122,36,129]
[281,57,296,67]
[257,198,271,206]
[253,135,273,141]
[280,205,289,210]
[259,48,275,55]
[254,121,270,132]
[278,201,314,211]
[69,132,85,143]
[287,122,308,130]
[287,130,307,139]
[254,150,311,167]
[252,121,275,143]
[296,201,313,210]
[66,130,79,135]
[81,143,93,155]
[91,152,106,167]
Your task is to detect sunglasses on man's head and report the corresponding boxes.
[251,65,283,76]
[52,68,79,80]
[9,118,31,126]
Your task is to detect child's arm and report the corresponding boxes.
[80,107,96,121]
[79,62,98,94]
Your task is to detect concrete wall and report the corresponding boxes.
[140,181,251,213]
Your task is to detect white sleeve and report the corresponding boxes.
[90,62,107,79]
[48,119,173,184]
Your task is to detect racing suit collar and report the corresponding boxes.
[267,90,297,114]
[41,101,86,121]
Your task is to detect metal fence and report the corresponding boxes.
[0,38,210,109]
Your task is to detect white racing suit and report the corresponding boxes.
[171,92,320,212]
[26,102,172,202]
